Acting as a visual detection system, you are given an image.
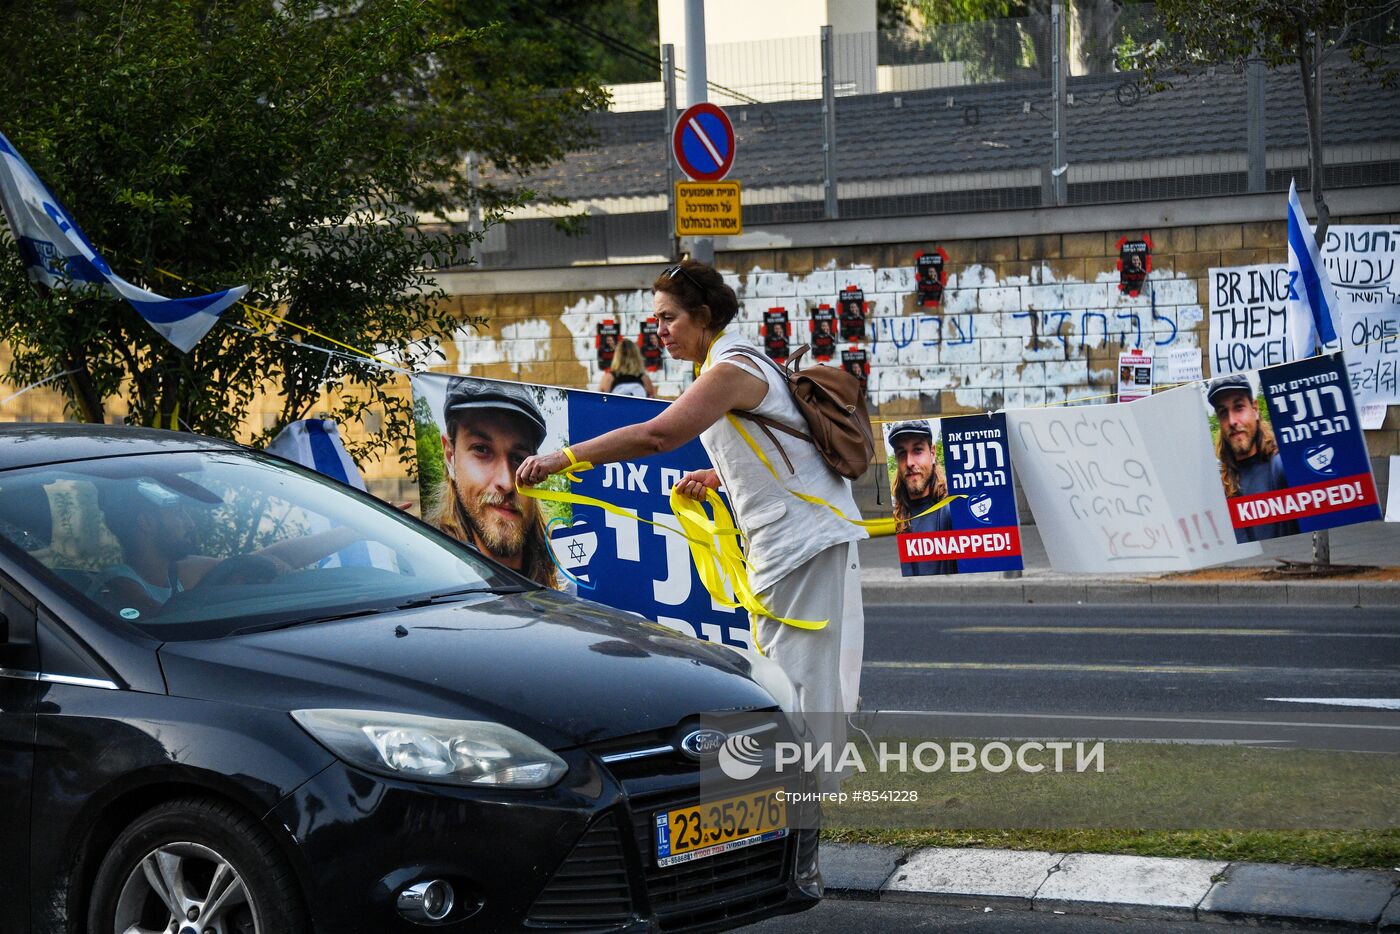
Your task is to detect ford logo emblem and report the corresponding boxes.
[680,728,727,759]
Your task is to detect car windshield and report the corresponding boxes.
[0,449,530,641]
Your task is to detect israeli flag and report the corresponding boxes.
[1286,179,1340,358]
[268,418,368,491]
[267,419,397,571]
[0,130,246,353]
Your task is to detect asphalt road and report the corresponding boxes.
[743,897,1363,933]
[858,604,1400,752]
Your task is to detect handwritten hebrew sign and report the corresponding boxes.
[1328,226,1400,409]
[1008,389,1262,572]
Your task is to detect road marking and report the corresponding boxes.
[1265,697,1400,710]
[944,626,1400,638]
[868,708,1400,732]
[868,660,1398,676]
[687,116,724,166]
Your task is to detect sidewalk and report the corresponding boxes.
[821,843,1400,929]
[858,521,1400,607]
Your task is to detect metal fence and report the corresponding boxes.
[475,8,1399,270]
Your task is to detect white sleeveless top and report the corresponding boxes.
[699,331,867,593]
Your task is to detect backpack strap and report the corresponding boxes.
[713,344,815,471]
[749,417,797,474]
[742,410,812,445]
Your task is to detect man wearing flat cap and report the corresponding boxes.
[427,376,558,587]
[1207,374,1298,542]
[889,420,956,576]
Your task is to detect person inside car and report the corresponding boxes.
[89,479,361,619]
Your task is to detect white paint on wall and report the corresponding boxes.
[459,260,1204,410]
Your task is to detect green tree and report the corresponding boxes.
[0,0,607,466]
[1140,0,1398,238]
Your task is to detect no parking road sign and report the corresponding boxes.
[672,102,736,182]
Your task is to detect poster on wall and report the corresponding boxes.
[841,347,869,387]
[639,317,663,371]
[411,373,749,647]
[1117,235,1152,297]
[884,414,1023,576]
[810,303,837,360]
[915,247,948,307]
[1008,386,1263,573]
[838,287,867,341]
[596,319,621,370]
[1341,307,1397,424]
[1165,347,1204,384]
[763,307,790,363]
[1202,352,1382,543]
[1117,349,1154,403]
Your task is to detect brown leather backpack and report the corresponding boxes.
[729,344,875,481]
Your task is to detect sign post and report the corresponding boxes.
[672,102,741,244]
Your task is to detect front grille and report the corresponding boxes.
[525,815,634,927]
[628,788,790,932]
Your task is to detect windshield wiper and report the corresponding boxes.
[228,607,390,637]
[395,584,534,610]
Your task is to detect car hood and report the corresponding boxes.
[158,589,774,749]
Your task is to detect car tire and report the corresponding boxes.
[86,796,307,934]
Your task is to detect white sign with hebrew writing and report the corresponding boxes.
[1008,388,1263,572]
[1327,226,1400,409]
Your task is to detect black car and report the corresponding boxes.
[0,425,820,933]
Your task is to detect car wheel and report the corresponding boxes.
[86,797,306,934]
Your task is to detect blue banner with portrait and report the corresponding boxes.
[411,374,748,649]
[883,412,1023,576]
[1203,352,1381,543]
[1234,352,1381,537]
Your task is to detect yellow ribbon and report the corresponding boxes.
[723,413,962,535]
[557,447,593,484]
[516,475,827,653]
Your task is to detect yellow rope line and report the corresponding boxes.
[148,264,397,366]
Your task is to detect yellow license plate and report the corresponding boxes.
[654,786,788,867]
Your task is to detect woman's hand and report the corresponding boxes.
[516,450,571,487]
[674,468,721,501]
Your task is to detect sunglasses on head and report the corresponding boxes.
[662,263,706,295]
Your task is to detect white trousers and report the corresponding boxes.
[752,542,864,794]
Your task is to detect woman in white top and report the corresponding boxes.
[518,260,867,787]
[596,338,657,398]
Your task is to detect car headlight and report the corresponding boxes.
[291,709,566,788]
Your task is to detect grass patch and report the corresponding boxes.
[817,739,1400,868]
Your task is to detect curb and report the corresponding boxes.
[821,844,1400,929]
[860,579,1400,608]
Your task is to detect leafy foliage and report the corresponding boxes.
[0,0,608,470]
[1132,0,1397,234]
